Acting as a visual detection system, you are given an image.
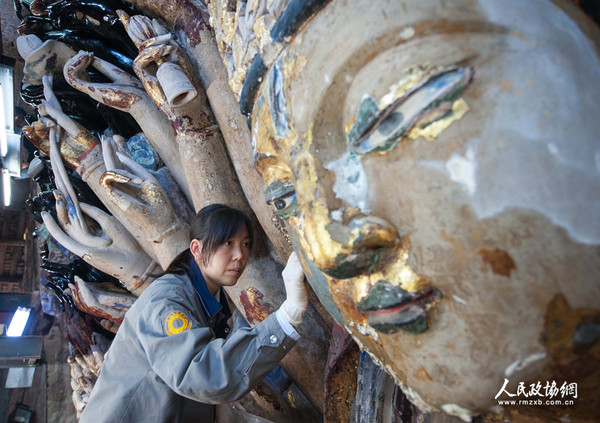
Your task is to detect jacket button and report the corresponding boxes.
[269,335,278,344]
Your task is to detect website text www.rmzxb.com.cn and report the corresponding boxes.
[498,399,575,406]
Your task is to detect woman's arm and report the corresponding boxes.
[138,285,296,403]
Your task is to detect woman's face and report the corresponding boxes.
[194,226,252,294]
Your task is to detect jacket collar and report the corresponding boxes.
[186,259,230,319]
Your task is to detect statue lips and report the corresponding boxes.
[367,289,440,335]
[356,282,440,335]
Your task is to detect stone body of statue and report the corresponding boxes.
[210,0,600,420]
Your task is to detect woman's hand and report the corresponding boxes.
[280,252,308,326]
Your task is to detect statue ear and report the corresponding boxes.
[190,239,203,261]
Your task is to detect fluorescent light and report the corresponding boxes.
[2,169,10,207]
[0,64,14,133]
[7,307,31,337]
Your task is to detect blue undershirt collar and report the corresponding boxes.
[186,259,225,318]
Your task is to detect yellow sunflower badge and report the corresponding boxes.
[165,310,192,336]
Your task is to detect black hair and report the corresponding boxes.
[168,204,253,273]
[192,204,253,265]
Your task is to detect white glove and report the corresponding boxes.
[280,252,308,326]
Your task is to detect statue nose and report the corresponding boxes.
[312,214,400,279]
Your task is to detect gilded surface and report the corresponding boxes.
[247,0,600,418]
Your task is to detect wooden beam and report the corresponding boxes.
[0,245,7,276]
[17,212,26,238]
[0,282,21,293]
[0,277,22,283]
[0,239,25,247]
[9,246,22,276]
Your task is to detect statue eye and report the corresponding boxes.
[273,192,296,210]
[270,192,298,219]
[273,198,287,210]
[265,181,298,219]
[349,66,474,156]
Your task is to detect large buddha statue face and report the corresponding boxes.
[251,0,600,418]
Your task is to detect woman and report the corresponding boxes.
[80,204,308,422]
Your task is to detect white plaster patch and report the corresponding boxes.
[452,295,467,305]
[441,404,474,422]
[488,405,504,414]
[504,351,547,377]
[356,324,379,342]
[423,0,600,245]
[325,152,370,213]
[400,26,415,40]
[445,148,477,195]
[330,208,343,222]
[380,90,396,110]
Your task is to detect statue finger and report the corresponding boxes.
[123,13,154,46]
[151,19,169,36]
[112,134,127,151]
[101,135,121,172]
[49,127,78,205]
[116,9,132,32]
[140,34,172,50]
[91,54,142,87]
[48,127,89,235]
[115,151,159,185]
[62,50,94,90]
[53,190,70,229]
[41,74,62,112]
[42,211,90,259]
[41,100,83,138]
[79,202,136,250]
[99,171,146,214]
[55,192,110,249]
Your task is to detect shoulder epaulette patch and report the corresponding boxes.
[165,310,192,336]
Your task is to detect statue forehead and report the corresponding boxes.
[254,0,600,247]
[266,0,600,137]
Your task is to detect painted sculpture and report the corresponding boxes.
[207,0,600,420]
[17,0,329,419]
[12,0,600,421]
[250,0,600,420]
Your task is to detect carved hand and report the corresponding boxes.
[99,135,190,270]
[41,200,158,296]
[41,138,157,295]
[64,50,148,112]
[63,50,192,202]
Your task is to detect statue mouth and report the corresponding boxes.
[356,281,441,335]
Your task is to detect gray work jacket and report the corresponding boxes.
[80,272,296,423]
